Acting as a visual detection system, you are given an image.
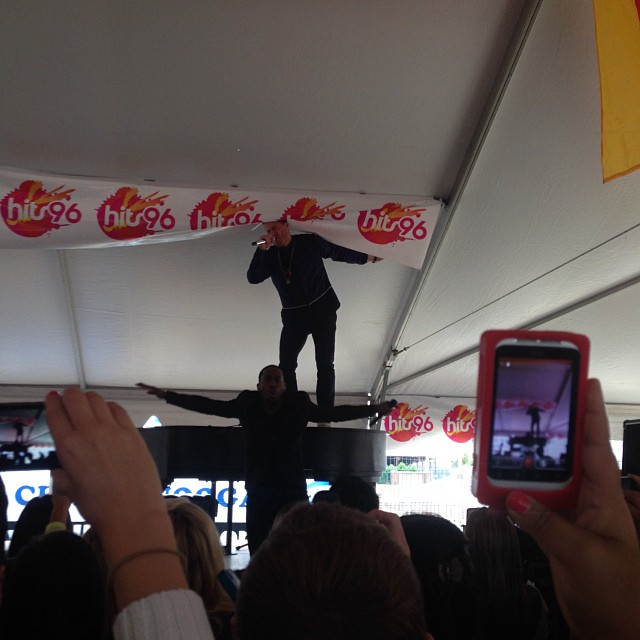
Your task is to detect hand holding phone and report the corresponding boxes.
[504,379,640,640]
[472,330,590,511]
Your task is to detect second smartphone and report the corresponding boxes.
[472,330,590,511]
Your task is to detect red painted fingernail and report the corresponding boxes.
[47,391,58,398]
[507,491,531,514]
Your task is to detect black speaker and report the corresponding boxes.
[622,419,640,475]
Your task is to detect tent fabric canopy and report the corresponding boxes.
[1,0,639,441]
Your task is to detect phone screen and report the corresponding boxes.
[0,402,58,471]
[488,340,580,486]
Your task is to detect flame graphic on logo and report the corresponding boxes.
[189,192,258,230]
[97,187,169,240]
[283,198,345,221]
[358,202,426,245]
[0,180,75,238]
[442,405,476,444]
[385,402,430,442]
[380,203,424,221]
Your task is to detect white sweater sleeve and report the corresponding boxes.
[113,590,215,640]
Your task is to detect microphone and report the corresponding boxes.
[370,399,397,427]
[251,240,267,246]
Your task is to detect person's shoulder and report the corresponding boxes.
[287,390,312,404]
[293,232,320,244]
[236,390,261,406]
[295,233,336,255]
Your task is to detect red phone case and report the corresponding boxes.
[472,329,590,511]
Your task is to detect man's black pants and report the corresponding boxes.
[279,297,337,407]
[246,487,308,554]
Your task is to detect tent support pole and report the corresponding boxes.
[386,271,640,391]
[369,0,546,399]
[58,249,88,390]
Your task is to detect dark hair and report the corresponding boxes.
[8,494,70,558]
[465,507,523,593]
[465,507,542,639]
[401,513,477,640]
[0,476,7,566]
[311,490,340,505]
[328,475,380,512]
[237,502,426,640]
[257,364,282,382]
[0,531,105,639]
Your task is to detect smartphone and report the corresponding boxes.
[472,330,589,510]
[622,419,640,477]
[0,402,58,471]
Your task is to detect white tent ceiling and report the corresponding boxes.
[1,0,639,437]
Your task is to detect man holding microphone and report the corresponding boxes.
[247,218,380,411]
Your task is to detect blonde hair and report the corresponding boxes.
[165,498,235,617]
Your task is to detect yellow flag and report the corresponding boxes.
[593,0,640,182]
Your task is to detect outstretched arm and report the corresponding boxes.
[319,236,369,265]
[506,380,640,640]
[137,382,167,400]
[137,383,242,419]
[312,400,395,425]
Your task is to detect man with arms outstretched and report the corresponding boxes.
[138,365,392,553]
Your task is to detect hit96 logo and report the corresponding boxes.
[1,180,82,238]
[358,203,427,245]
[384,403,433,442]
[97,187,176,240]
[384,402,476,444]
